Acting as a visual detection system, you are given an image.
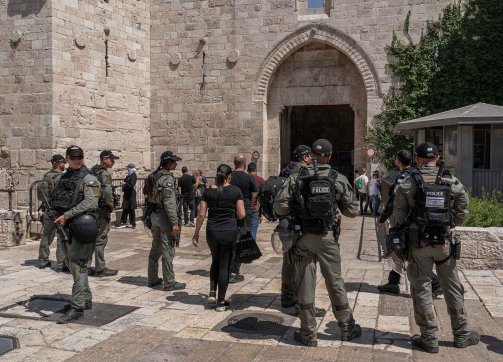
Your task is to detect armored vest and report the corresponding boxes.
[37,169,61,201]
[90,165,111,210]
[150,169,168,205]
[51,166,89,213]
[296,166,338,235]
[411,170,453,244]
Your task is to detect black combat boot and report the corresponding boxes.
[164,281,186,291]
[454,331,480,348]
[340,324,362,341]
[57,308,84,324]
[411,334,439,353]
[378,270,400,294]
[294,330,317,347]
[96,268,118,277]
[39,261,51,269]
[229,273,244,284]
[147,277,163,288]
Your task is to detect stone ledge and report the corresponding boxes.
[0,209,26,248]
[454,227,503,268]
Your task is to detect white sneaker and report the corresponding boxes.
[115,224,126,229]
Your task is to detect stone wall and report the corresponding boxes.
[0,210,26,248]
[0,0,54,208]
[0,0,151,208]
[454,227,503,269]
[150,0,452,177]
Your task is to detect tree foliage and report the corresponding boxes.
[367,0,503,169]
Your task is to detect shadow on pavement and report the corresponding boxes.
[117,275,149,286]
[21,259,39,267]
[481,335,503,355]
[185,269,209,276]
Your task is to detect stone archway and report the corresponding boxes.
[254,24,381,177]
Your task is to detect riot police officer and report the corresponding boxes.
[274,139,361,346]
[89,150,119,277]
[53,145,100,323]
[390,142,479,353]
[147,151,186,291]
[37,154,67,271]
[377,150,442,297]
[280,145,311,309]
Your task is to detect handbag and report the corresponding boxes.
[235,230,262,264]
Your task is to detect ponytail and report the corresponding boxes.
[215,164,232,190]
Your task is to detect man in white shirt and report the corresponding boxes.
[368,171,381,217]
[354,168,369,215]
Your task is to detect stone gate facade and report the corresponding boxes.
[1,0,453,208]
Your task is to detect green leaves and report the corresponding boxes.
[369,0,503,168]
[464,190,503,227]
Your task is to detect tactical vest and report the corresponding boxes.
[411,170,453,244]
[51,166,89,213]
[37,169,60,201]
[296,167,338,235]
[259,176,287,221]
[90,165,110,210]
[149,169,167,205]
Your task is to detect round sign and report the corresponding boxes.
[252,151,260,160]
[366,147,376,158]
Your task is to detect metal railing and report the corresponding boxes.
[29,176,216,222]
[472,169,503,198]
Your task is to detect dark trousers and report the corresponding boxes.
[359,192,369,213]
[120,208,136,226]
[182,196,195,224]
[207,230,237,301]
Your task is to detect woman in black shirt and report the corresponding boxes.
[192,164,245,311]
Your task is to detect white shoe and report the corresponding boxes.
[115,224,126,229]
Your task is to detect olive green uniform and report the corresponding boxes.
[274,164,359,343]
[38,169,65,268]
[278,161,303,306]
[91,166,114,272]
[56,172,100,310]
[147,169,179,287]
[391,166,470,348]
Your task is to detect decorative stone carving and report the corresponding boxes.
[227,50,240,63]
[10,30,22,43]
[170,53,181,65]
[128,51,137,62]
[74,36,86,48]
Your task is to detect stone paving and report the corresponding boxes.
[0,216,502,361]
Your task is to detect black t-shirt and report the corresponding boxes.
[178,174,196,198]
[202,185,243,231]
[230,171,258,210]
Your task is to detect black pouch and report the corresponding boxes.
[450,242,461,260]
[386,227,408,261]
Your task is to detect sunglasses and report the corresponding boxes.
[69,155,84,160]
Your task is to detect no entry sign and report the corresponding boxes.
[366,147,376,158]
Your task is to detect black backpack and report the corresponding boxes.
[297,167,338,234]
[259,176,287,221]
[411,168,454,244]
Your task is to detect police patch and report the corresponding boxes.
[311,186,330,194]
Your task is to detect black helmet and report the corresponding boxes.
[70,213,99,244]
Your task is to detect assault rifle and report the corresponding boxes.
[436,160,459,186]
[175,192,182,247]
[39,191,70,243]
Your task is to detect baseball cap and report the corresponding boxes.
[50,154,66,163]
[66,145,84,156]
[415,142,438,159]
[100,150,119,160]
[312,139,332,156]
[293,145,311,160]
[127,163,136,169]
[160,150,182,162]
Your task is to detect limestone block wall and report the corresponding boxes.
[0,0,54,208]
[150,0,452,177]
[51,0,151,172]
[455,227,503,269]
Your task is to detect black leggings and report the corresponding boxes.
[206,229,238,301]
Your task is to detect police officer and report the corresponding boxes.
[53,145,100,323]
[89,150,119,277]
[147,151,186,291]
[391,142,479,353]
[37,154,67,271]
[279,145,311,308]
[274,139,361,346]
[377,150,442,298]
